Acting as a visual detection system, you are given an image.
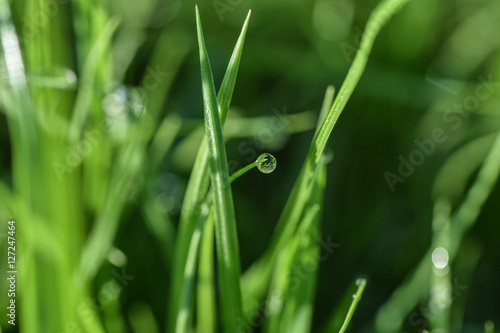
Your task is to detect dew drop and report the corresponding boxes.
[352,294,357,299]
[256,153,277,174]
[431,247,449,269]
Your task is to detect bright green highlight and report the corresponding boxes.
[338,279,368,333]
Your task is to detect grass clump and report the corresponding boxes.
[2,0,500,332]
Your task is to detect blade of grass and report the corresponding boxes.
[338,279,367,333]
[195,6,243,332]
[79,125,145,281]
[312,0,412,161]
[167,9,251,332]
[314,85,335,137]
[197,211,217,333]
[176,206,208,332]
[427,200,452,332]
[242,0,411,317]
[485,321,494,333]
[376,130,500,332]
[277,158,327,333]
[0,2,74,331]
[68,17,120,144]
[263,159,326,333]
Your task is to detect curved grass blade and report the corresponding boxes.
[274,158,327,333]
[338,279,367,333]
[242,0,412,318]
[312,0,412,161]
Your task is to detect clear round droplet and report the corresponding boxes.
[432,247,449,269]
[256,153,277,174]
[352,294,357,299]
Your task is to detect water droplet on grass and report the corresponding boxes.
[256,153,277,174]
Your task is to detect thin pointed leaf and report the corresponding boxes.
[167,9,251,332]
[338,279,367,333]
[195,7,243,333]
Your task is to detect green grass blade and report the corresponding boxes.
[128,303,161,333]
[195,6,243,332]
[79,137,145,281]
[167,10,250,332]
[338,279,367,333]
[448,131,500,255]
[485,321,494,333]
[278,158,327,333]
[433,134,496,203]
[264,159,325,333]
[68,17,120,143]
[376,131,500,332]
[428,200,452,331]
[176,209,207,332]
[197,212,217,333]
[312,0,412,161]
[241,0,412,316]
[315,85,335,137]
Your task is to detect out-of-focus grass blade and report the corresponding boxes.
[277,158,327,333]
[79,33,186,282]
[128,302,161,333]
[139,32,191,120]
[376,130,500,332]
[167,9,251,332]
[263,159,325,333]
[485,321,494,333]
[374,251,432,332]
[433,134,496,204]
[428,200,452,331]
[176,207,208,332]
[68,17,120,143]
[79,127,144,281]
[194,6,243,332]
[448,131,500,255]
[0,182,15,218]
[338,279,367,333]
[141,114,182,265]
[242,0,411,318]
[197,212,217,333]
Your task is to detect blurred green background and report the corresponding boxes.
[1,0,500,332]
